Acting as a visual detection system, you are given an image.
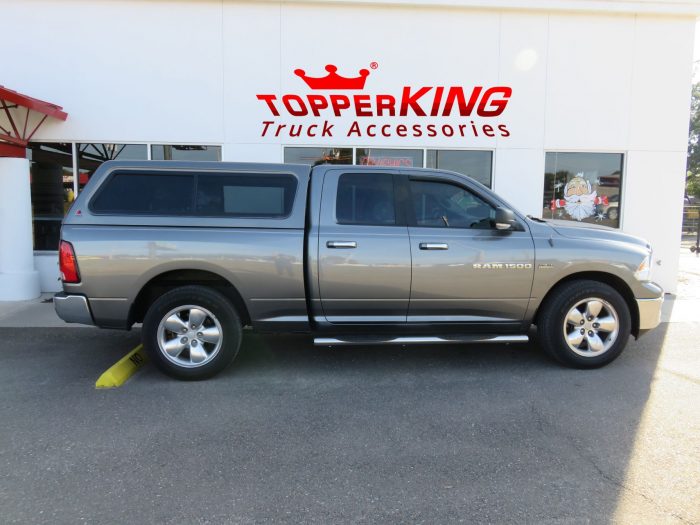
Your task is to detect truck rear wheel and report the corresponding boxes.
[142,285,242,380]
[538,280,631,368]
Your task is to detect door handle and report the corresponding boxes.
[327,241,357,249]
[419,242,449,250]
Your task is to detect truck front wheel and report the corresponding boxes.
[142,285,242,380]
[538,280,631,368]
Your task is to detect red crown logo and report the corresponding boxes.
[294,64,370,90]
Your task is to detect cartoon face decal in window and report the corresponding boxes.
[551,174,608,221]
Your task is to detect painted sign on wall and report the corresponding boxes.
[256,64,513,141]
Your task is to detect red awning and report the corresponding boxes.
[0,85,68,157]
[0,86,68,122]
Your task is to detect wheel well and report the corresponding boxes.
[534,272,640,337]
[128,269,251,327]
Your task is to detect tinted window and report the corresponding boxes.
[91,173,195,214]
[336,173,395,225]
[196,174,297,217]
[410,180,496,229]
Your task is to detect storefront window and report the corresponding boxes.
[77,143,147,191]
[542,152,623,228]
[355,148,423,168]
[27,143,74,251]
[284,147,352,165]
[151,145,221,161]
[426,149,493,188]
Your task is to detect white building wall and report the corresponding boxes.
[0,0,695,292]
[1,0,226,144]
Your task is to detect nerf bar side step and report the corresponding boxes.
[314,335,529,346]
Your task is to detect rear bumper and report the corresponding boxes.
[54,293,95,325]
[636,282,664,333]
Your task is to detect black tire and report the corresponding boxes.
[537,280,631,369]
[142,285,242,380]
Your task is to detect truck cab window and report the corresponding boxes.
[410,179,496,229]
[336,173,396,225]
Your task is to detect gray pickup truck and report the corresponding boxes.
[55,161,663,379]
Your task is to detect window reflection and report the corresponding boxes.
[77,143,147,191]
[336,173,396,225]
[284,147,352,165]
[426,150,492,188]
[410,179,496,229]
[282,147,495,185]
[355,148,423,168]
[542,152,623,228]
[27,143,74,251]
[151,145,221,161]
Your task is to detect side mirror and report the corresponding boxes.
[494,207,517,231]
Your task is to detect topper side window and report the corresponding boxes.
[90,172,195,215]
[196,173,297,218]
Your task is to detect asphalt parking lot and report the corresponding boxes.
[1,320,699,523]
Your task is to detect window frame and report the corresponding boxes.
[542,150,625,229]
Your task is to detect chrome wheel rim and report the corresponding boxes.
[157,305,223,368]
[562,297,619,357]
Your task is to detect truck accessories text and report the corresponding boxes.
[256,65,512,140]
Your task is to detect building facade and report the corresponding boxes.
[1,0,697,296]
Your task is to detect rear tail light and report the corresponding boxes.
[59,240,81,283]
